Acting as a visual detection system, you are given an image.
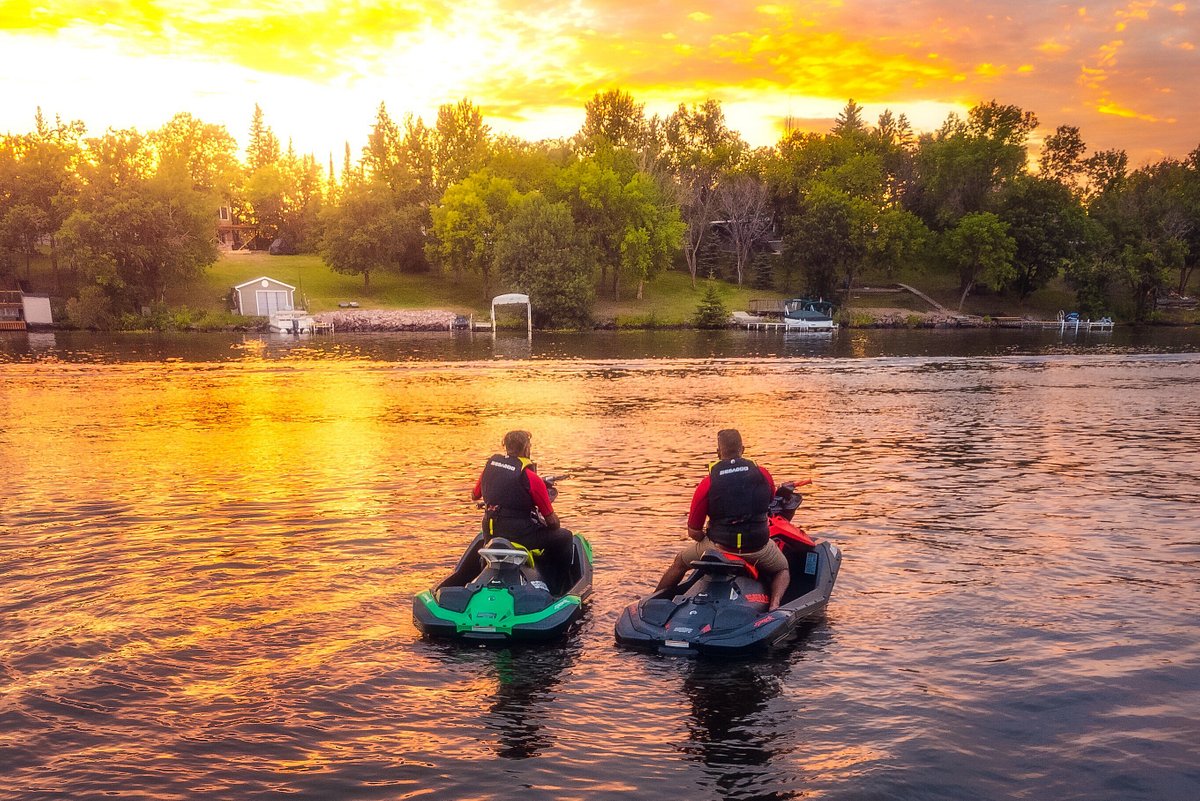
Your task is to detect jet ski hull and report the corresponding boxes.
[414,531,593,644]
[615,540,840,656]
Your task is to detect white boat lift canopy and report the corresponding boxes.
[491,293,532,336]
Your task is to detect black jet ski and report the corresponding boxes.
[414,477,593,643]
[614,480,840,656]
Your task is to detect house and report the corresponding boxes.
[0,288,23,330]
[216,205,264,251]
[232,276,296,316]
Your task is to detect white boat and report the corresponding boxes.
[783,299,837,330]
[268,310,320,334]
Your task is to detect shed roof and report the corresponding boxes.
[233,276,297,291]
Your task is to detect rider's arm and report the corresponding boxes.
[471,473,483,501]
[526,470,560,529]
[759,466,775,495]
[687,476,711,540]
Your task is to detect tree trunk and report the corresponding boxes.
[637,279,644,300]
[958,280,973,312]
[364,270,371,289]
[612,269,620,301]
[50,236,60,292]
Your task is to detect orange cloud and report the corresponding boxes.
[0,0,1195,165]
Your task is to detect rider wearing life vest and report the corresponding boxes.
[655,429,791,610]
[471,430,573,589]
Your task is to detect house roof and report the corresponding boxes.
[233,276,297,291]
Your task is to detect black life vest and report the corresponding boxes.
[480,454,538,538]
[706,457,772,552]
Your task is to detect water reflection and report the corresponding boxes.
[3,327,1200,364]
[481,647,577,760]
[680,659,793,800]
[2,346,1199,801]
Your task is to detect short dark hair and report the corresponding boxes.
[503,430,532,457]
[716,429,743,459]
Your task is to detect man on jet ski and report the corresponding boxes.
[472,430,573,591]
[654,429,790,610]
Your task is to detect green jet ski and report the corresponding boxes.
[413,477,593,643]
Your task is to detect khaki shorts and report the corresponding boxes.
[677,537,788,576]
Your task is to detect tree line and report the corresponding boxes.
[2,94,1197,327]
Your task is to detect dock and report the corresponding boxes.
[732,311,787,330]
[1020,315,1114,332]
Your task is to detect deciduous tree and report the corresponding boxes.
[939,212,1017,310]
[494,194,594,327]
[427,170,522,296]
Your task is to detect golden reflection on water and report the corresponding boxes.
[2,351,1199,800]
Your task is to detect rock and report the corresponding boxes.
[312,309,459,331]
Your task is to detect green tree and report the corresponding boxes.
[59,176,217,308]
[557,150,682,299]
[579,89,647,153]
[1081,149,1128,202]
[494,194,594,327]
[692,281,730,328]
[427,170,522,296]
[939,211,1017,310]
[831,99,868,138]
[1038,125,1087,191]
[151,112,239,196]
[782,183,873,297]
[913,101,1037,227]
[866,207,930,279]
[0,110,86,287]
[246,104,280,171]
[663,100,747,286]
[434,98,490,194]
[995,176,1091,297]
[319,182,420,289]
[0,204,49,278]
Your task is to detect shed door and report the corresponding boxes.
[257,290,291,314]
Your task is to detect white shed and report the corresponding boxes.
[233,276,296,316]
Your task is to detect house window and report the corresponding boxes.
[219,206,230,221]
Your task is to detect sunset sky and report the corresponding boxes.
[1,0,1195,166]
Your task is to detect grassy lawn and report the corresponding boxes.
[170,252,488,315]
[880,264,1080,320]
[9,249,1196,326]
[594,270,785,326]
[169,253,788,326]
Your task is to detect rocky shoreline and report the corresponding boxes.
[312,309,459,331]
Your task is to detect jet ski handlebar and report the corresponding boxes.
[769,479,811,520]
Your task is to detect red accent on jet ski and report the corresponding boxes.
[744,593,769,604]
[769,516,816,547]
[725,553,759,580]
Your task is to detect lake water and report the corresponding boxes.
[2,328,1199,800]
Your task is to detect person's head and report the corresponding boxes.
[716,428,744,460]
[503,430,532,458]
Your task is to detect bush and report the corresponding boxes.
[693,283,730,329]
[838,310,875,328]
[65,285,116,330]
[615,311,663,328]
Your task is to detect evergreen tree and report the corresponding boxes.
[692,282,730,328]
